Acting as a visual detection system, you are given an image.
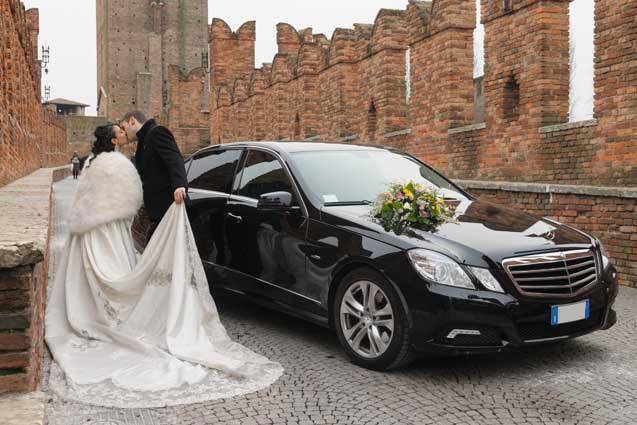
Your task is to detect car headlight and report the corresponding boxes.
[407,249,475,289]
[469,267,504,293]
[597,239,610,269]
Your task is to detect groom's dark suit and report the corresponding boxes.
[134,119,188,240]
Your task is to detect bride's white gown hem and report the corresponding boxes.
[45,152,283,408]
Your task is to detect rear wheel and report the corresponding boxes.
[333,268,413,370]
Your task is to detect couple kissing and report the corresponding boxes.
[45,111,283,408]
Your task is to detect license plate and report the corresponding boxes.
[551,299,590,325]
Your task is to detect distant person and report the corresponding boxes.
[119,110,188,243]
[71,151,80,180]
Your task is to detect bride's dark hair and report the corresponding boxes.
[92,124,116,157]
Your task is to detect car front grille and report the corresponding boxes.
[502,249,599,298]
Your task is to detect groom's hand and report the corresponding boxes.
[174,187,187,204]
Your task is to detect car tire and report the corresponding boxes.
[333,267,413,370]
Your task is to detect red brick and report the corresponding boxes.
[0,352,29,369]
[0,267,31,291]
[0,373,29,393]
[619,226,637,233]
[0,332,30,350]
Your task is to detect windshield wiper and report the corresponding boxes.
[324,200,373,206]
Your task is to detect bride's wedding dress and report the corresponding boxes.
[45,151,283,408]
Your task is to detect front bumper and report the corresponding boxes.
[405,265,619,355]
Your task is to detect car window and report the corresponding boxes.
[188,149,242,194]
[290,150,468,204]
[237,150,295,201]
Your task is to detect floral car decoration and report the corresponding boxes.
[371,181,455,234]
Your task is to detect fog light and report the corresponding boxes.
[446,329,481,339]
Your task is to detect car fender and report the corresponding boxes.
[326,256,413,331]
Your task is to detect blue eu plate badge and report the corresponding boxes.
[551,299,590,326]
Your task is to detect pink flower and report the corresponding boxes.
[395,192,403,200]
[420,210,430,218]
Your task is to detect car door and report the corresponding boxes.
[185,148,242,291]
[224,149,318,312]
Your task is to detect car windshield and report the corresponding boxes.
[291,149,468,205]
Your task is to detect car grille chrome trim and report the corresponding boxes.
[502,249,599,298]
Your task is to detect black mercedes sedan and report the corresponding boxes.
[132,141,618,370]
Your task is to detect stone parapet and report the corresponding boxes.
[456,179,637,288]
[456,179,637,199]
[0,167,68,393]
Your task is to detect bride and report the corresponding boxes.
[45,124,283,408]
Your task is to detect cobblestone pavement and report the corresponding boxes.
[44,178,637,425]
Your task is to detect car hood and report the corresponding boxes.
[320,199,593,267]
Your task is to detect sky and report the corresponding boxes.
[22,0,594,121]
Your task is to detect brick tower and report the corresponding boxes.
[96,0,208,121]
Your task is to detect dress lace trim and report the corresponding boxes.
[146,269,172,287]
[48,356,283,408]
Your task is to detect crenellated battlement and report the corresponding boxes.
[209,0,636,189]
[211,5,410,110]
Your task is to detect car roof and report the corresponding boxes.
[190,141,399,156]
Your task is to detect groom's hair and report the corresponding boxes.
[121,110,147,125]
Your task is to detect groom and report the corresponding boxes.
[119,110,188,243]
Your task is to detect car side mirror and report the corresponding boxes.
[257,191,294,211]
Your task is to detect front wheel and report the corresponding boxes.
[333,268,413,370]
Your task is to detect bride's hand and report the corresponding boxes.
[174,187,187,204]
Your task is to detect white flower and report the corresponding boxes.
[404,202,412,210]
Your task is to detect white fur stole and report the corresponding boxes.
[68,152,143,234]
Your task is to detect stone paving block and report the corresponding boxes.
[41,179,637,425]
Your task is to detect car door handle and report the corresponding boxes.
[226,212,243,223]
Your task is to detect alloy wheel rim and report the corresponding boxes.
[339,280,394,359]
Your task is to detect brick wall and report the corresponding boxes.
[210,0,636,285]
[592,0,637,186]
[210,0,635,185]
[210,10,410,144]
[61,116,111,156]
[0,1,70,187]
[0,263,48,392]
[418,0,636,187]
[41,109,70,168]
[165,65,210,155]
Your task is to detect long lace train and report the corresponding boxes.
[45,178,283,408]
